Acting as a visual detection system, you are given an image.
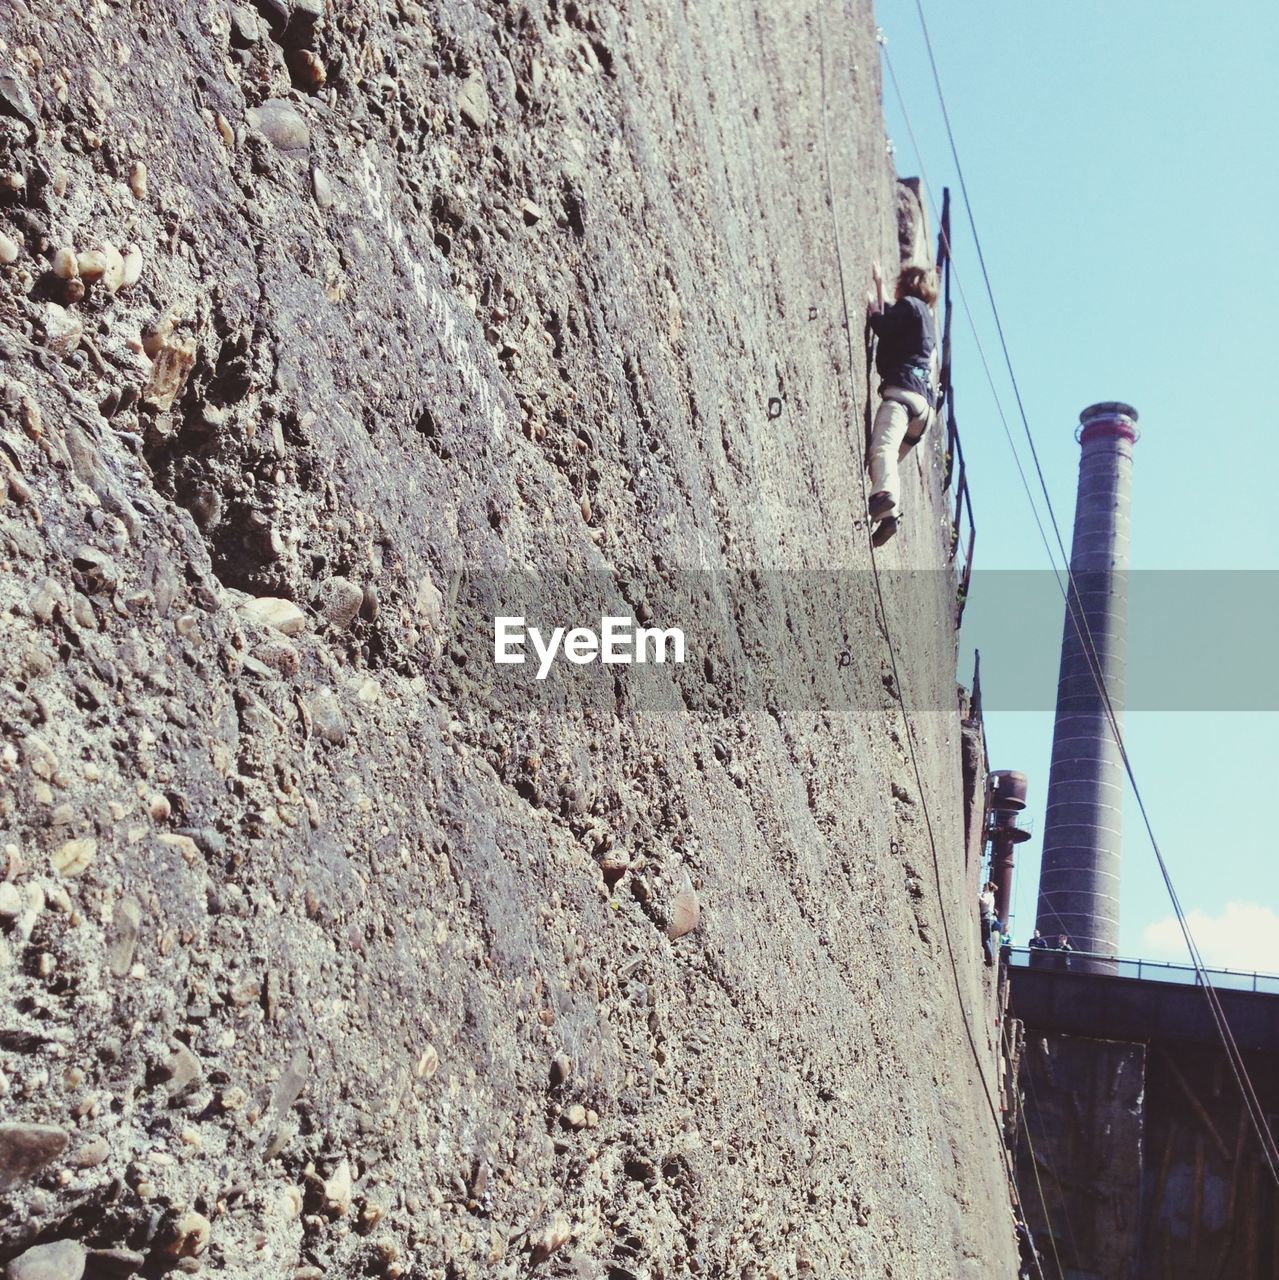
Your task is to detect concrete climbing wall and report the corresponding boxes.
[0,0,1017,1275]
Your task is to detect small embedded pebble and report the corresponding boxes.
[86,1249,145,1275]
[323,1160,353,1217]
[72,594,97,630]
[599,849,630,885]
[142,329,197,409]
[76,247,108,285]
[52,247,78,279]
[220,1085,247,1111]
[72,1135,110,1168]
[246,100,309,152]
[239,596,306,636]
[100,242,125,293]
[128,160,147,198]
[163,1042,203,1095]
[51,837,96,877]
[120,243,143,289]
[159,1210,211,1258]
[457,70,490,129]
[316,576,362,630]
[0,881,21,918]
[311,166,333,209]
[190,486,222,530]
[107,896,142,977]
[529,1215,571,1266]
[262,1118,297,1161]
[309,690,347,745]
[0,1122,69,1190]
[147,794,171,821]
[6,1238,86,1280]
[156,832,199,864]
[413,1045,439,1079]
[0,231,20,264]
[41,303,82,356]
[293,49,326,89]
[666,873,700,940]
[254,639,300,677]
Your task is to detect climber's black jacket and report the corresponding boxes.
[869,295,936,406]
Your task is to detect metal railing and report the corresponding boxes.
[987,813,1035,839]
[934,189,975,624]
[1005,945,1279,994]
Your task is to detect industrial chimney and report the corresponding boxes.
[1034,402,1140,972]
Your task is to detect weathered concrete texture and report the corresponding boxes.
[0,0,1016,1276]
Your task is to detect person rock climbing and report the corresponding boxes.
[865,261,940,546]
[1015,1219,1044,1280]
[979,880,998,966]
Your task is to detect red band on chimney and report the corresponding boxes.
[1080,419,1138,446]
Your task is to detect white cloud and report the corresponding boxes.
[1141,902,1279,974]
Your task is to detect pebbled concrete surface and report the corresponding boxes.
[0,0,1016,1275]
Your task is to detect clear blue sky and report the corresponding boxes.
[877,1,1279,968]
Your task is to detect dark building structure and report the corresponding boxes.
[1009,961,1279,1279]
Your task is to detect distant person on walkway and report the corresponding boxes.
[865,261,940,547]
[1015,1219,1043,1280]
[979,880,998,966]
[1028,930,1048,950]
[1053,933,1074,971]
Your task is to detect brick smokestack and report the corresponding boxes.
[1035,402,1140,970]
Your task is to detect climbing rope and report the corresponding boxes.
[816,7,1051,1266]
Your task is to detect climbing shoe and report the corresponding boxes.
[871,516,898,548]
[868,491,894,521]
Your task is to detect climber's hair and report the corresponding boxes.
[895,264,940,306]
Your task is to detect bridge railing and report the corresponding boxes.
[1005,945,1279,994]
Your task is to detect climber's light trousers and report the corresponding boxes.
[868,386,932,520]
